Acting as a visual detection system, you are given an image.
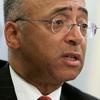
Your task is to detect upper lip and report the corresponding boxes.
[62,52,81,62]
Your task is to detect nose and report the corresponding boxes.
[64,25,84,46]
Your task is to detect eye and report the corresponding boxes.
[52,19,64,33]
[81,23,88,29]
[50,14,67,33]
[52,14,66,26]
[53,19,64,25]
[79,23,88,36]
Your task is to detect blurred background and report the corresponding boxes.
[0,0,100,98]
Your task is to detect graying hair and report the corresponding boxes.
[4,0,25,22]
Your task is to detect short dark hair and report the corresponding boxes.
[4,0,24,22]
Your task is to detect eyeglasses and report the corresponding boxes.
[13,16,99,39]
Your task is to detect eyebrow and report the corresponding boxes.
[50,6,88,16]
[78,7,88,15]
[51,7,72,15]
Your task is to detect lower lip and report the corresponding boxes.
[63,58,80,67]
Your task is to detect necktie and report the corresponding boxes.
[37,96,52,100]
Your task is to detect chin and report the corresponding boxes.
[68,71,81,81]
[55,71,80,82]
[67,74,79,81]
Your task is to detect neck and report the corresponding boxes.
[9,54,63,95]
[28,80,63,95]
[9,61,63,95]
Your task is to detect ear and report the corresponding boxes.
[4,21,20,49]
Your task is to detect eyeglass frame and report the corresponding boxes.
[12,17,99,39]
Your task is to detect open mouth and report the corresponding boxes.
[62,52,81,66]
[65,53,80,61]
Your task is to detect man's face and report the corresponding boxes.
[12,0,87,84]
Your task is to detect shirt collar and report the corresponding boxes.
[10,66,62,100]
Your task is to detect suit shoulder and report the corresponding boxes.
[62,83,99,100]
[0,60,9,77]
[0,60,7,68]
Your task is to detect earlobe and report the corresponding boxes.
[4,21,20,49]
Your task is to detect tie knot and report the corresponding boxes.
[38,96,52,100]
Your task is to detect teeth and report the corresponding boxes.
[66,55,77,61]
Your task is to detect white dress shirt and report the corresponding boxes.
[10,66,62,100]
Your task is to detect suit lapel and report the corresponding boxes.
[60,93,68,100]
[60,83,69,100]
[0,63,17,100]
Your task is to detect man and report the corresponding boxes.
[0,0,99,100]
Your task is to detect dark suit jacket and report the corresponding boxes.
[0,60,7,68]
[0,60,99,100]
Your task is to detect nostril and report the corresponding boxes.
[68,40,77,45]
[65,39,82,46]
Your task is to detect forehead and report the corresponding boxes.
[33,0,85,5]
[24,0,87,18]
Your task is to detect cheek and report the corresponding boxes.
[81,40,87,64]
[82,40,87,54]
[20,30,59,64]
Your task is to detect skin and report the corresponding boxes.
[5,0,87,95]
